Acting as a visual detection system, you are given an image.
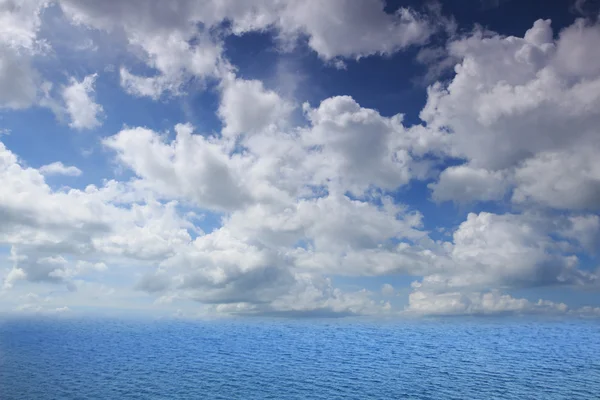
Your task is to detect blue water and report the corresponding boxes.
[0,318,599,399]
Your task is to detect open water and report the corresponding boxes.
[0,317,598,399]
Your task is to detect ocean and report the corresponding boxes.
[0,317,598,399]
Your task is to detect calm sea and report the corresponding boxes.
[0,317,598,399]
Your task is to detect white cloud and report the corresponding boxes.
[409,212,595,295]
[3,266,25,289]
[235,0,434,61]
[0,0,48,109]
[62,74,104,130]
[512,147,600,210]
[1,5,599,318]
[0,0,48,50]
[406,290,569,316]
[219,76,294,137]
[40,161,82,177]
[57,0,441,98]
[420,19,600,210]
[104,90,433,213]
[573,306,600,317]
[60,0,436,61]
[59,0,225,98]
[0,136,396,316]
[49,260,107,280]
[97,87,599,314]
[0,140,196,289]
[119,68,179,100]
[430,164,510,203]
[118,32,223,99]
[301,96,431,195]
[103,123,252,212]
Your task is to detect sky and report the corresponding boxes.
[1,0,600,319]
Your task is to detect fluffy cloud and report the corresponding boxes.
[0,0,48,49]
[1,4,599,318]
[56,0,441,98]
[429,164,510,203]
[421,19,600,209]
[218,76,294,137]
[406,290,569,316]
[221,0,435,60]
[512,147,600,210]
[39,161,82,177]
[95,81,446,314]
[59,0,225,98]
[3,120,598,317]
[399,17,600,316]
[0,140,195,288]
[104,85,432,211]
[103,123,252,212]
[0,0,48,109]
[62,74,104,130]
[137,220,398,316]
[59,0,436,59]
[100,68,598,314]
[417,212,594,292]
[301,96,432,194]
[1,135,397,316]
[118,33,222,99]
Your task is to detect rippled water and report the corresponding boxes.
[0,318,599,399]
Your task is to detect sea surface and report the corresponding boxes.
[0,317,599,399]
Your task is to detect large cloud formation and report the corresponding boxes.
[0,0,599,318]
[424,19,600,210]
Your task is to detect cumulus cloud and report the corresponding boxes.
[59,0,436,59]
[512,147,600,210]
[438,212,591,290]
[406,290,569,316]
[218,77,294,137]
[39,162,82,177]
[104,87,432,212]
[430,165,510,203]
[103,123,253,212]
[55,0,443,98]
[3,266,26,289]
[59,0,225,98]
[1,4,599,318]
[0,140,196,289]
[118,33,222,99]
[0,0,48,49]
[0,0,48,109]
[98,65,599,315]
[226,0,435,61]
[420,18,600,209]
[302,96,432,194]
[1,134,398,316]
[62,74,104,130]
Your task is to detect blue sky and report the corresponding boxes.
[0,0,599,318]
